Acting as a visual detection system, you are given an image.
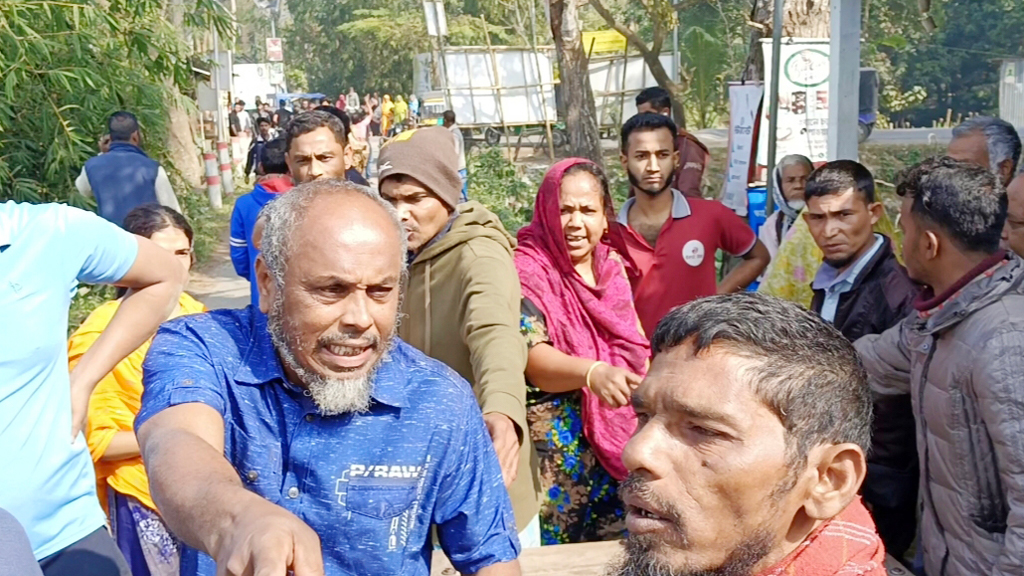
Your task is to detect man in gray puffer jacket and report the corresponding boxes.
[856,156,1024,575]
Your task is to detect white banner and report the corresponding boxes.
[721,82,764,215]
[757,39,831,165]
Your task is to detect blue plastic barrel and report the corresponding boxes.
[747,186,768,237]
[745,186,768,292]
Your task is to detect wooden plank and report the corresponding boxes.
[432,541,912,576]
[431,541,622,576]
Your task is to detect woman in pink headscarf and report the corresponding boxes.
[516,158,650,544]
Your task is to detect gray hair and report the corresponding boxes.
[952,116,1022,177]
[260,179,407,287]
[651,293,873,469]
[777,154,813,173]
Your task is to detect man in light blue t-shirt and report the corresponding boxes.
[0,201,185,575]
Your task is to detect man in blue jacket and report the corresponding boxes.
[75,111,180,227]
[230,137,293,307]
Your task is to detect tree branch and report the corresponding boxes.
[588,0,656,61]
[650,2,664,56]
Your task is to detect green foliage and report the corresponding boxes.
[864,0,1024,125]
[467,147,536,232]
[178,188,231,265]
[0,0,231,205]
[678,25,728,129]
[284,0,518,98]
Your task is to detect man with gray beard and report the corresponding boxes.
[608,293,886,576]
[135,180,522,576]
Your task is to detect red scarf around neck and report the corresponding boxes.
[757,498,887,576]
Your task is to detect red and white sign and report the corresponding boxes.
[266,38,283,62]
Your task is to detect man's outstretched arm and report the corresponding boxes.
[69,233,186,437]
[138,403,325,576]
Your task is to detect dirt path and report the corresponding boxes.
[188,226,251,310]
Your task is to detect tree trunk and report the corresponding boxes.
[743,0,830,81]
[165,87,205,189]
[164,0,204,190]
[549,0,603,167]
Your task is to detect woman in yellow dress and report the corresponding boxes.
[68,204,206,576]
[381,94,395,138]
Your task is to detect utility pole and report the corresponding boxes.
[827,0,861,161]
[227,0,237,99]
[764,0,785,217]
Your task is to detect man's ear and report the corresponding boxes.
[344,142,354,169]
[925,229,941,261]
[999,159,1014,188]
[868,201,884,227]
[255,254,275,314]
[801,442,867,521]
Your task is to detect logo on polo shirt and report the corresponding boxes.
[683,239,705,267]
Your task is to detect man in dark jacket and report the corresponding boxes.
[856,157,1024,576]
[243,117,273,184]
[803,160,920,560]
[75,111,180,227]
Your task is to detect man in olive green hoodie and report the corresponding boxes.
[378,127,541,546]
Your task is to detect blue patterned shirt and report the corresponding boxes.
[137,307,519,575]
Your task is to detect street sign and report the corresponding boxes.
[582,30,627,54]
[266,37,283,62]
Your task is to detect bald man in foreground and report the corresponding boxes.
[135,180,521,575]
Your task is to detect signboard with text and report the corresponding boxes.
[582,30,627,54]
[266,38,283,62]
[757,39,831,165]
[721,82,764,215]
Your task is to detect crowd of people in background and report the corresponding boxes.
[5,79,1024,576]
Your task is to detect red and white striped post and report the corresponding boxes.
[203,151,223,209]
[216,141,235,196]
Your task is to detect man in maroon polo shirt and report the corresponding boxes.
[616,113,771,336]
[635,87,711,198]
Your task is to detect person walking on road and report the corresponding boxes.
[442,110,468,201]
[381,94,395,138]
[75,111,180,227]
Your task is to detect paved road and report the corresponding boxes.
[691,127,953,148]
[188,226,251,310]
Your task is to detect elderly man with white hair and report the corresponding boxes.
[948,115,1022,187]
[134,179,522,576]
